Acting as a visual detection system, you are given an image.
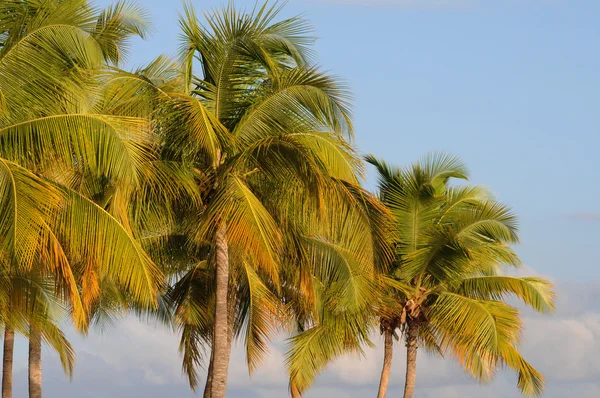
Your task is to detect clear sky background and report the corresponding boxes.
[11,1,600,397]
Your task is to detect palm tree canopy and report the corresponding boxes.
[368,153,555,397]
[141,2,394,393]
[0,0,162,341]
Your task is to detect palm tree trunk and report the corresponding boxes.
[377,329,394,398]
[203,347,214,398]
[205,224,231,398]
[2,326,14,398]
[402,324,418,398]
[28,327,42,398]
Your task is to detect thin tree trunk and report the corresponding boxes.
[377,329,394,398]
[2,326,14,398]
[205,224,231,398]
[28,327,42,398]
[203,346,214,398]
[402,324,418,398]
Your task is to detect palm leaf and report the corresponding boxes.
[457,276,555,314]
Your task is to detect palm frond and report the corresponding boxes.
[236,259,279,373]
[0,114,153,187]
[92,0,152,65]
[457,276,555,314]
[197,176,282,283]
[57,187,163,309]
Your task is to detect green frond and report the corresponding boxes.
[415,152,469,190]
[57,187,163,309]
[171,261,213,329]
[429,292,521,355]
[285,314,370,395]
[92,0,152,65]
[261,13,316,66]
[0,23,102,115]
[454,200,520,246]
[237,260,279,373]
[438,185,493,221]
[364,154,403,195]
[379,275,413,297]
[165,94,233,166]
[467,243,522,273]
[179,323,206,391]
[40,320,76,378]
[234,68,354,144]
[0,159,61,271]
[0,89,7,117]
[129,160,202,241]
[42,228,87,331]
[0,114,153,187]
[197,176,282,283]
[305,237,374,312]
[457,276,555,314]
[499,344,545,396]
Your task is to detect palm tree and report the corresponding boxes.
[0,269,78,398]
[0,1,162,397]
[280,177,392,396]
[1,328,12,398]
[367,153,555,398]
[165,3,390,397]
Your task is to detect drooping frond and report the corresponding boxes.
[364,154,403,196]
[40,320,76,378]
[456,276,555,314]
[285,312,372,395]
[429,292,519,355]
[454,200,520,246]
[197,176,282,283]
[0,114,153,186]
[179,323,206,391]
[236,259,279,373]
[499,344,545,396]
[305,237,374,312]
[164,94,233,166]
[414,152,469,192]
[0,159,61,271]
[57,187,163,309]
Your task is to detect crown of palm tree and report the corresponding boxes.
[0,1,163,376]
[368,153,555,397]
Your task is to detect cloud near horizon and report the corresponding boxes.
[8,279,600,398]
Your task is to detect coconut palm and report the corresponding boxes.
[279,177,392,396]
[0,1,163,397]
[164,3,390,397]
[367,154,555,398]
[0,268,77,398]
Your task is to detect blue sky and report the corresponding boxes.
[100,0,600,281]
[19,1,600,397]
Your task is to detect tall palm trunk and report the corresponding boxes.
[205,224,232,398]
[203,348,214,398]
[402,324,418,398]
[377,328,394,398]
[2,326,14,398]
[28,327,42,398]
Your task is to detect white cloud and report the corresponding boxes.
[520,313,600,383]
[7,279,600,397]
